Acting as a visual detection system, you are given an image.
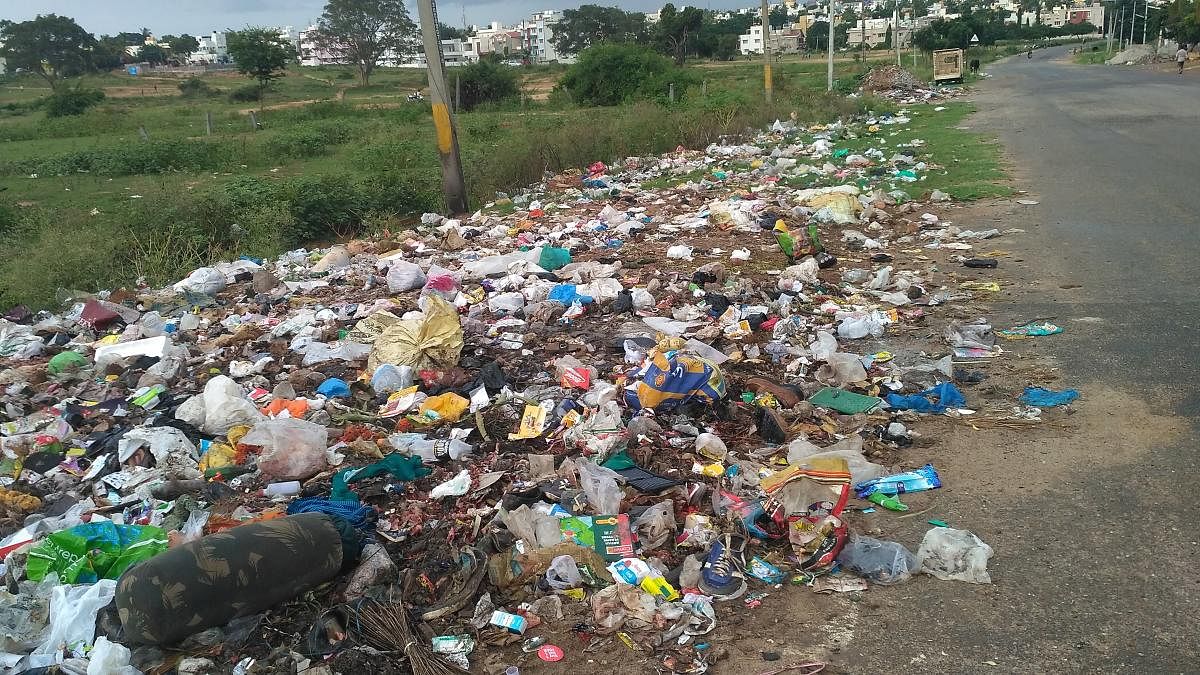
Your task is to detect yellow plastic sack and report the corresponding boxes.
[805,192,862,221]
[368,297,463,371]
[347,311,401,344]
[416,392,470,424]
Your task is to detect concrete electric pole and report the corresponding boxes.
[895,6,901,66]
[827,2,836,91]
[416,0,468,214]
[762,0,773,103]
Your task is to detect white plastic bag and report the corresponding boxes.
[387,260,427,293]
[175,375,264,435]
[487,292,525,313]
[576,459,624,514]
[546,555,583,590]
[917,527,994,584]
[174,267,226,295]
[631,500,676,550]
[837,312,885,339]
[87,636,138,675]
[430,469,471,498]
[666,245,693,260]
[243,417,329,481]
[808,331,839,361]
[816,352,867,387]
[35,580,117,657]
[837,533,917,585]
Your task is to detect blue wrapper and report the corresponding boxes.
[854,463,942,498]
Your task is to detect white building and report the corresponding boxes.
[519,10,574,63]
[738,24,805,54]
[189,31,229,64]
[1020,4,1105,28]
[469,22,525,58]
[845,17,909,48]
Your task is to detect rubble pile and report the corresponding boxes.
[859,65,967,104]
[0,107,1056,675]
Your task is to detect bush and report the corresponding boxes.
[456,61,520,111]
[558,44,697,106]
[262,120,355,159]
[178,77,217,98]
[229,83,264,103]
[42,88,106,118]
[3,139,237,177]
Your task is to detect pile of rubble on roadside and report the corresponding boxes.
[859,65,970,104]
[0,104,1076,675]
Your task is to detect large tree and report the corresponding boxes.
[139,43,168,65]
[163,34,200,60]
[551,5,647,56]
[227,27,296,102]
[0,15,97,91]
[311,0,418,87]
[655,3,704,65]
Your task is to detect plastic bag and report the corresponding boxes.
[174,267,226,295]
[371,364,413,394]
[303,341,371,366]
[243,418,329,481]
[666,245,693,260]
[838,312,885,339]
[546,555,583,590]
[26,522,168,583]
[87,636,138,675]
[787,436,887,485]
[564,401,626,457]
[430,469,471,498]
[386,260,427,293]
[367,296,463,371]
[816,352,867,387]
[176,375,264,435]
[917,527,993,584]
[34,579,117,657]
[487,292,525,313]
[632,500,676,550]
[576,459,624,514]
[808,331,839,360]
[837,533,917,585]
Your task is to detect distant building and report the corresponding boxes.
[846,17,913,48]
[1020,4,1104,27]
[519,10,572,64]
[469,22,524,59]
[189,31,229,64]
[738,23,806,55]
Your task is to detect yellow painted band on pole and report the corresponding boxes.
[764,63,773,91]
[432,102,453,154]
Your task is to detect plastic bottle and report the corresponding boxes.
[408,438,473,462]
[867,491,909,512]
[263,481,301,497]
[140,311,165,338]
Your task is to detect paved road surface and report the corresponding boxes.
[841,48,1200,673]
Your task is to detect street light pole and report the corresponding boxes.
[895,5,901,66]
[416,0,468,214]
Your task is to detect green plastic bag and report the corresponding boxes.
[538,246,572,272]
[26,522,168,583]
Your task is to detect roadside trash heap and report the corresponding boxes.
[0,109,1062,675]
[859,65,968,103]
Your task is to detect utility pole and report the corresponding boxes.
[895,5,901,66]
[827,1,836,91]
[762,0,773,103]
[1118,6,1125,49]
[1142,0,1149,45]
[417,0,468,214]
[860,0,866,63]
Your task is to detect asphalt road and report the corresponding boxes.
[840,48,1200,673]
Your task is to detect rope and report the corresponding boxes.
[286,496,374,530]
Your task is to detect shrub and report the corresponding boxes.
[456,61,520,111]
[558,44,697,106]
[262,120,355,159]
[229,83,263,103]
[42,88,106,118]
[178,77,217,98]
[3,139,236,177]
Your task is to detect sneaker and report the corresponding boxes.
[698,534,747,600]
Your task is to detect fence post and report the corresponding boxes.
[669,82,675,103]
[702,80,708,96]
[206,111,213,136]
[455,74,461,113]
[138,126,149,141]
[249,111,258,131]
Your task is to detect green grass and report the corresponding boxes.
[0,58,1007,309]
[1073,50,1110,64]
[835,102,1011,200]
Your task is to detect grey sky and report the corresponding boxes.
[0,0,757,36]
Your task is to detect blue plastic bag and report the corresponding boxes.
[1019,386,1078,407]
[548,284,593,306]
[317,377,351,399]
[855,464,943,498]
[886,382,965,413]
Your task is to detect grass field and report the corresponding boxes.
[0,49,1006,309]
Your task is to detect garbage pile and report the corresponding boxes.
[859,65,967,104]
[0,108,1057,675]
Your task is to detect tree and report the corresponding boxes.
[0,15,97,91]
[226,27,296,103]
[558,43,695,105]
[883,24,893,48]
[312,0,418,87]
[769,5,791,29]
[806,21,849,50]
[163,34,200,60]
[551,5,647,56]
[655,3,704,65]
[438,23,470,40]
[139,43,168,65]
[456,60,519,109]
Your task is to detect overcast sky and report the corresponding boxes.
[0,0,758,36]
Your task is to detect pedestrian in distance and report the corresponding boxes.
[1177,44,1188,75]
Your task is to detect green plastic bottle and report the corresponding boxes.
[867,492,909,512]
[807,223,824,254]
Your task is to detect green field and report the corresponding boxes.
[0,51,1005,309]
